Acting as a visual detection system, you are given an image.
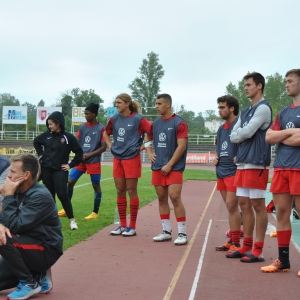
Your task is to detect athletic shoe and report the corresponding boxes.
[261,259,290,273]
[215,240,233,251]
[226,250,245,258]
[70,220,78,230]
[7,279,41,300]
[298,270,300,278]
[122,227,137,237]
[174,233,188,245]
[58,209,66,217]
[228,244,241,252]
[153,231,172,242]
[85,212,99,220]
[110,226,126,235]
[38,269,53,294]
[240,253,264,263]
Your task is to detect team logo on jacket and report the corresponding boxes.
[286,122,295,128]
[159,133,166,141]
[221,141,228,150]
[85,136,91,143]
[118,128,125,136]
[60,137,66,144]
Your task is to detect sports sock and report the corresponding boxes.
[160,214,171,233]
[230,230,241,246]
[67,189,73,201]
[237,237,253,254]
[129,197,139,229]
[277,230,291,265]
[177,216,186,235]
[117,196,127,228]
[93,192,102,214]
[251,241,264,258]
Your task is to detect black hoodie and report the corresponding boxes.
[33,111,83,170]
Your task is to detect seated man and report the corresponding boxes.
[0,153,63,300]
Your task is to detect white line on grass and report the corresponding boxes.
[74,170,152,189]
[188,219,212,300]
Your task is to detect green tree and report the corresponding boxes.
[226,81,250,111]
[128,52,165,120]
[37,99,45,107]
[22,102,37,131]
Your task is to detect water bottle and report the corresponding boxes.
[114,206,120,224]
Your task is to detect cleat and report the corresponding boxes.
[240,253,264,263]
[228,244,241,252]
[122,227,137,237]
[298,270,300,278]
[153,231,172,242]
[215,240,232,251]
[85,212,99,220]
[7,279,41,300]
[261,259,290,273]
[58,209,66,217]
[226,250,244,258]
[70,220,78,230]
[110,226,126,235]
[270,231,277,237]
[174,233,188,245]
[37,269,53,294]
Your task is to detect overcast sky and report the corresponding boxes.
[0,0,299,116]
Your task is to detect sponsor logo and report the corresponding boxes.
[128,124,133,126]
[286,122,295,129]
[85,136,91,143]
[47,137,52,139]
[118,128,125,136]
[168,128,173,130]
[159,133,166,141]
[221,141,228,150]
[60,137,66,144]
[39,110,47,120]
[93,132,97,134]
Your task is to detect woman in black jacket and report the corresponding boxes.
[34,111,83,230]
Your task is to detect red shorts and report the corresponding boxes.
[217,176,237,192]
[270,170,300,195]
[113,154,141,178]
[74,162,101,174]
[234,169,269,190]
[152,170,183,186]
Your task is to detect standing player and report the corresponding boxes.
[261,69,300,276]
[214,95,242,252]
[64,103,107,220]
[227,72,272,262]
[145,93,188,245]
[103,93,152,237]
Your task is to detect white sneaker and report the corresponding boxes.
[110,226,126,235]
[70,220,78,230]
[174,233,188,245]
[153,231,172,242]
[122,227,136,237]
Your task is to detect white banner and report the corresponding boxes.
[72,107,86,125]
[2,106,28,124]
[36,107,62,125]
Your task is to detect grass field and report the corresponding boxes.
[57,165,217,250]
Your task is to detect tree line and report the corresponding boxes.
[0,52,292,134]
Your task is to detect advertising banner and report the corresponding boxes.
[36,107,62,125]
[72,107,86,125]
[2,106,28,124]
[186,152,216,164]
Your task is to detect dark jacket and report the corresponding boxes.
[33,111,83,170]
[0,182,63,259]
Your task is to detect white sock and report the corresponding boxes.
[162,219,171,233]
[177,221,186,235]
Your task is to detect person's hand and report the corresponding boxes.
[0,224,12,246]
[213,156,219,166]
[61,164,70,171]
[148,153,156,164]
[161,164,172,176]
[1,176,24,197]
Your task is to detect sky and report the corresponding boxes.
[0,0,299,116]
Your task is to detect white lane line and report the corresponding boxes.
[188,219,212,300]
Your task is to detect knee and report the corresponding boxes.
[169,194,181,207]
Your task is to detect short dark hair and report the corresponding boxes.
[10,153,39,181]
[217,95,239,116]
[285,69,300,79]
[156,93,172,105]
[243,72,265,92]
